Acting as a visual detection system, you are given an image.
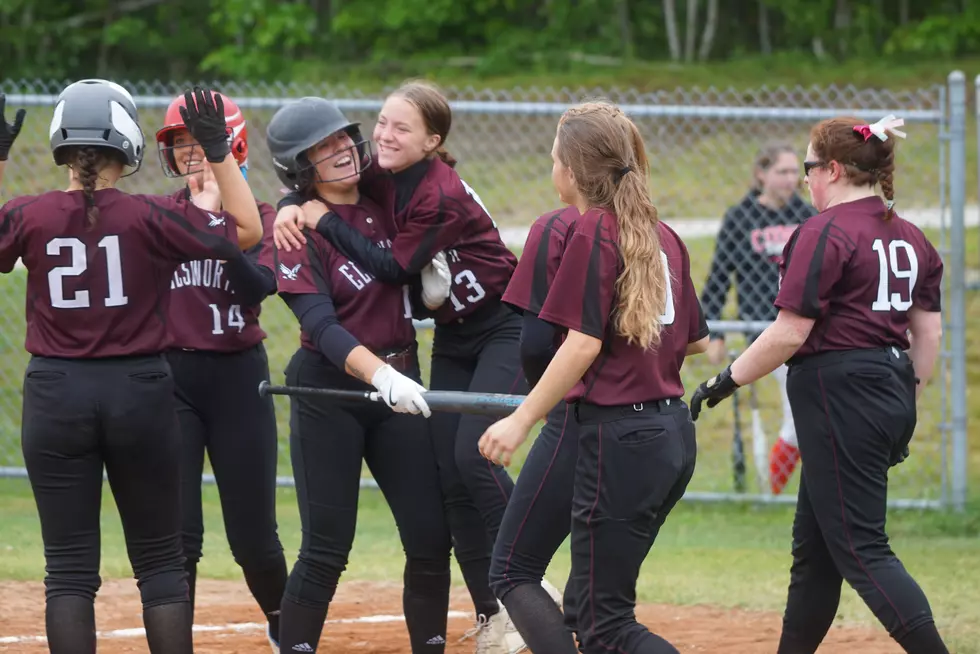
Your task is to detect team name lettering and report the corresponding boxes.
[751,225,798,260]
[170,259,232,293]
[339,260,373,290]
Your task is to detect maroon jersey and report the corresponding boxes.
[775,195,943,357]
[0,189,241,358]
[166,188,277,352]
[502,207,579,316]
[264,196,415,354]
[364,158,517,323]
[537,208,709,405]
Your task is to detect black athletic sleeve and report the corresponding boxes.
[520,312,559,389]
[223,256,276,305]
[276,191,305,211]
[281,292,361,370]
[315,212,410,283]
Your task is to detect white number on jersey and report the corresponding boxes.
[459,178,497,229]
[448,269,487,312]
[871,238,918,312]
[208,304,246,334]
[658,250,675,326]
[47,235,129,309]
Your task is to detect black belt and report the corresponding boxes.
[788,346,909,371]
[574,398,681,424]
[376,346,416,374]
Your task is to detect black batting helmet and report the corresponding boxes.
[49,79,144,172]
[266,97,371,191]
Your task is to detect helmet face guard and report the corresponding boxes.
[295,128,374,186]
[155,92,247,179]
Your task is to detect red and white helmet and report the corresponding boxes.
[155,91,248,178]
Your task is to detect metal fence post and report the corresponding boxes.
[948,71,968,512]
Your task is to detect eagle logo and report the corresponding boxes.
[279,262,301,281]
[207,212,225,227]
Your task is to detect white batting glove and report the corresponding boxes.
[421,251,451,310]
[371,364,431,418]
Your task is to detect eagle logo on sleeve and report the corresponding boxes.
[207,212,226,227]
[279,262,301,281]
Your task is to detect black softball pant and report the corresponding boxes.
[166,344,287,631]
[21,355,191,654]
[280,347,452,654]
[430,301,526,617]
[778,348,948,654]
[567,399,696,654]
[490,402,581,646]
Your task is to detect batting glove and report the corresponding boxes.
[178,87,231,163]
[0,94,26,162]
[371,364,431,418]
[690,365,740,421]
[420,251,451,309]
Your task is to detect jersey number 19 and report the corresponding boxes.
[871,238,918,312]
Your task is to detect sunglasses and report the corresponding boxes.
[803,160,826,176]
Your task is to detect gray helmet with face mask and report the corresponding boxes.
[49,79,145,171]
[266,97,370,191]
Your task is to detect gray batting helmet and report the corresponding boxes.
[266,97,370,190]
[49,79,144,170]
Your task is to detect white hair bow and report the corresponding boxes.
[866,114,907,141]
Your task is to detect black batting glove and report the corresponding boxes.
[690,365,740,421]
[178,87,231,163]
[0,94,27,162]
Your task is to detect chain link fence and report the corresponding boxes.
[0,74,970,509]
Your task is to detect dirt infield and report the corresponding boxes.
[0,578,902,653]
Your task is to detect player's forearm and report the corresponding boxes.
[316,214,410,283]
[907,309,942,401]
[512,329,601,429]
[730,310,813,386]
[211,155,262,249]
[343,346,385,385]
[224,257,276,305]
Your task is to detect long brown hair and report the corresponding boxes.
[556,101,668,349]
[809,116,898,220]
[390,80,457,168]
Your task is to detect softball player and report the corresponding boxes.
[479,101,710,654]
[701,143,817,494]
[264,97,454,654]
[274,82,529,650]
[691,115,948,654]
[0,82,261,654]
[487,206,581,644]
[156,92,287,650]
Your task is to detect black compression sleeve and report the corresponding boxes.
[520,312,559,389]
[281,293,360,370]
[276,192,304,211]
[223,256,276,305]
[315,212,409,283]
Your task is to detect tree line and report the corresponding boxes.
[1,0,977,82]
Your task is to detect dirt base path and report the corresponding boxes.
[0,578,901,653]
